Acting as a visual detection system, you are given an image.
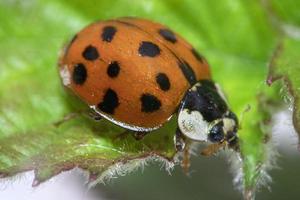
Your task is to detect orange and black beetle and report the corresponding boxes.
[58,17,238,153]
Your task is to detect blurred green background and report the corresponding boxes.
[1,0,300,199]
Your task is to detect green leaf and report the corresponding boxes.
[266,1,300,144]
[0,0,177,186]
[0,0,293,199]
[267,37,300,143]
[269,0,300,26]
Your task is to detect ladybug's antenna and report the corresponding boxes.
[238,104,251,130]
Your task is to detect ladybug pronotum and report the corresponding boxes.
[58,17,239,154]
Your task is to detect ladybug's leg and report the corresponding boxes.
[113,130,131,141]
[114,130,149,141]
[54,109,102,127]
[181,141,191,175]
[174,127,191,174]
[54,112,80,127]
[133,131,149,140]
[87,110,102,121]
[200,142,226,156]
[174,127,186,152]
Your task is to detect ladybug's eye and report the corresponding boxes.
[208,121,224,143]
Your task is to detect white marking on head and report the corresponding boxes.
[223,118,236,133]
[60,65,71,86]
[191,82,201,92]
[215,83,228,104]
[178,109,209,141]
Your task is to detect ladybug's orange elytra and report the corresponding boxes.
[59,17,239,154]
[59,17,210,130]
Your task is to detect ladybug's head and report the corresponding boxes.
[177,80,239,149]
[206,111,239,149]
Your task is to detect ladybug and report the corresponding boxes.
[58,17,239,154]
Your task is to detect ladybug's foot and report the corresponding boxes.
[174,127,186,152]
[87,110,102,121]
[133,131,149,140]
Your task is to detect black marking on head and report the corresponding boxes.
[107,61,120,78]
[226,129,238,142]
[72,63,87,85]
[179,80,228,122]
[227,134,239,150]
[208,121,224,143]
[156,73,170,91]
[65,34,77,54]
[199,79,216,89]
[82,45,99,61]
[178,60,197,86]
[138,41,161,57]
[98,89,119,114]
[159,29,177,43]
[102,26,117,42]
[191,48,204,63]
[140,93,161,112]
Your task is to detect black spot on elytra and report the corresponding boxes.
[102,26,117,42]
[82,45,99,61]
[159,29,177,43]
[72,63,87,85]
[178,60,197,86]
[140,93,161,112]
[107,61,120,78]
[138,41,160,57]
[156,73,170,91]
[98,89,119,114]
[191,48,204,63]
